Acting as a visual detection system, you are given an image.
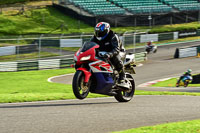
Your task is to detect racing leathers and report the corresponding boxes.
[177,72,192,84]
[90,30,126,85]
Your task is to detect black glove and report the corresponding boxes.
[103,53,111,58]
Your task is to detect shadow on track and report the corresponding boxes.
[0,101,118,109]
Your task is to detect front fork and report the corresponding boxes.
[76,67,92,84]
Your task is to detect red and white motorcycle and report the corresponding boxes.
[72,41,136,102]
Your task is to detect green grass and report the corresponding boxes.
[111,22,200,34]
[0,51,59,62]
[1,68,200,133]
[112,21,200,34]
[117,77,200,133]
[114,119,200,133]
[1,1,200,35]
[61,47,80,52]
[0,68,112,103]
[0,0,41,5]
[136,90,200,96]
[1,69,200,103]
[0,5,200,36]
[152,78,200,87]
[48,47,80,52]
[0,7,93,35]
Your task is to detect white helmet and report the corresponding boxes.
[95,22,110,41]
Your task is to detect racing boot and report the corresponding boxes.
[117,69,130,90]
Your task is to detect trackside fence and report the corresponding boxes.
[174,45,200,58]
[1,30,200,71]
[0,52,147,72]
[135,52,147,62]
[0,58,73,72]
[0,30,200,60]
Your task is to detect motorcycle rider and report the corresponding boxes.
[177,69,192,85]
[146,40,154,49]
[90,22,128,89]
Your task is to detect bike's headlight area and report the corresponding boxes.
[80,55,91,61]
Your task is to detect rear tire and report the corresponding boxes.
[72,70,90,99]
[176,83,179,87]
[114,74,135,102]
[184,81,189,87]
[176,81,179,87]
[146,49,150,54]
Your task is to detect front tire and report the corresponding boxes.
[72,70,90,99]
[114,74,135,102]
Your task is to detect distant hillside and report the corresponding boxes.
[0,0,42,5]
[0,0,200,36]
[0,6,93,35]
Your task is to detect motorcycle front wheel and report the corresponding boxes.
[72,70,90,99]
[114,74,135,102]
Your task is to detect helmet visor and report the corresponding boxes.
[95,29,107,37]
[95,24,107,37]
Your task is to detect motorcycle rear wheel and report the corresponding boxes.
[114,74,135,102]
[146,49,150,54]
[184,81,189,87]
[176,83,179,87]
[72,70,90,99]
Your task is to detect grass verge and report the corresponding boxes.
[1,69,200,103]
[114,119,200,133]
[1,68,200,133]
[115,78,200,133]
[151,78,200,87]
[0,4,200,36]
[0,51,59,62]
[0,68,110,103]
[0,6,92,35]
[0,0,43,5]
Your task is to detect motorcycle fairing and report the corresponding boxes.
[89,60,113,73]
[89,61,114,94]
[74,45,99,65]
[77,68,91,83]
[91,73,114,95]
[74,42,116,95]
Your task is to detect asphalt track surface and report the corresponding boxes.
[1,41,200,133]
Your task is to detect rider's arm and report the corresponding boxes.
[90,36,96,42]
[108,34,121,58]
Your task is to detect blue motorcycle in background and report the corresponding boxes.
[176,75,193,87]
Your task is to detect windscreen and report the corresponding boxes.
[80,42,98,52]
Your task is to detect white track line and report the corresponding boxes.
[47,73,74,83]
[138,78,172,87]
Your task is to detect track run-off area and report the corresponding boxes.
[0,41,200,133]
